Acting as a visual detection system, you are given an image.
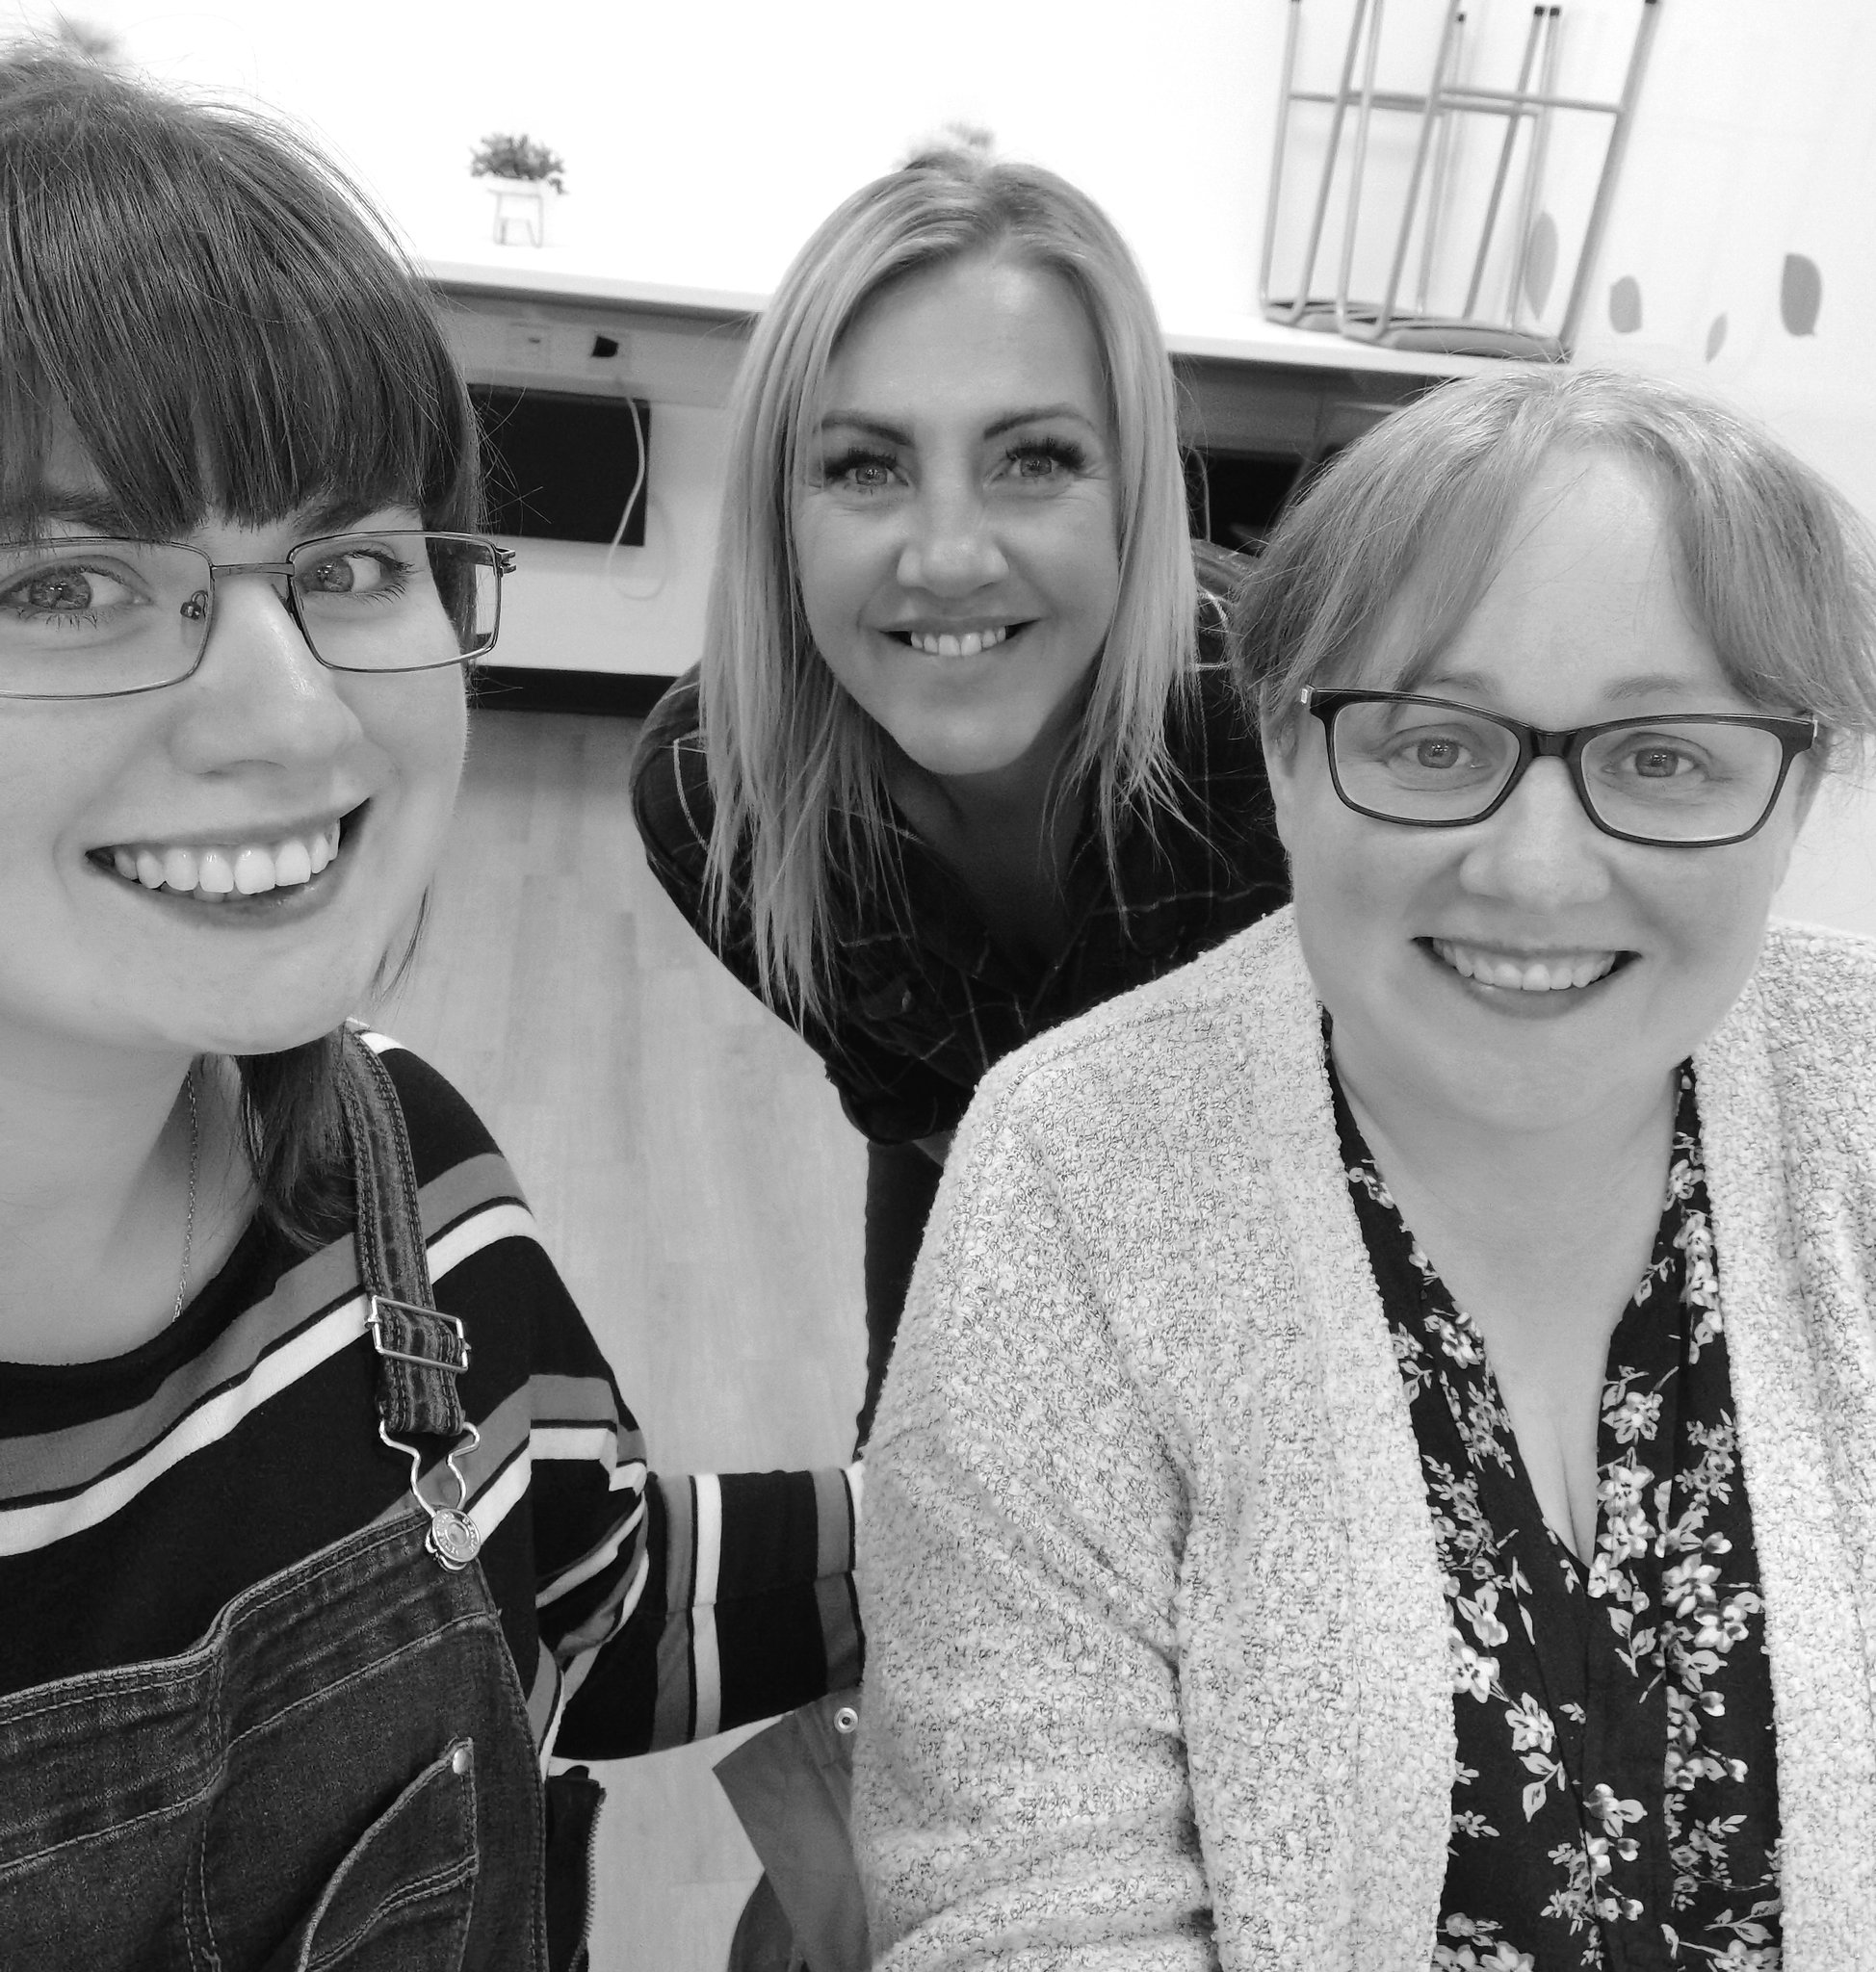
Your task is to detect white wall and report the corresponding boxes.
[7,0,1874,932]
[1562,2,1876,935]
[3,0,1279,320]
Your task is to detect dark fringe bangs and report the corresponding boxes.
[0,48,476,1252]
[0,58,477,536]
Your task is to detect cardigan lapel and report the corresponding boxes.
[1696,963,1876,1969]
[1229,920,1453,1967]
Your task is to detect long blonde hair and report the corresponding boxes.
[701,148,1198,1024]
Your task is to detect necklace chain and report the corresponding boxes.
[171,1067,199,1327]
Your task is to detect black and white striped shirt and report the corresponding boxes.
[0,1035,861,1761]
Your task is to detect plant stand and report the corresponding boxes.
[482,176,556,247]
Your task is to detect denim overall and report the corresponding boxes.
[0,1036,551,1970]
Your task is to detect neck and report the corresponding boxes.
[0,1032,233,1363]
[1331,1027,1678,1250]
[892,731,1074,843]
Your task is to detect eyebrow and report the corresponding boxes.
[13,488,398,541]
[816,402,1101,444]
[1409,662,1720,706]
[21,490,143,535]
[299,491,398,535]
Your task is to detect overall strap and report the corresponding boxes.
[336,1027,482,1570]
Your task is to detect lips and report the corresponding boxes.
[888,622,1027,658]
[1428,937,1629,993]
[92,811,354,903]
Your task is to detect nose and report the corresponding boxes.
[167,570,358,773]
[1456,756,1614,910]
[895,472,1008,597]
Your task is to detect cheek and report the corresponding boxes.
[1038,504,1121,634]
[354,681,467,855]
[791,508,872,642]
[1649,857,1777,1003]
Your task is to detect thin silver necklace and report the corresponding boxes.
[171,1068,200,1327]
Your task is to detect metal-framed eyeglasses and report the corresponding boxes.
[1302,688,1817,848]
[0,531,516,700]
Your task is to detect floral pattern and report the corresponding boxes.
[1337,1066,1783,1969]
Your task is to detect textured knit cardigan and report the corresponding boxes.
[854,907,1876,1971]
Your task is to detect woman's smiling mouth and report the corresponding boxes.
[91,812,353,903]
[1427,937,1630,993]
[890,623,1026,659]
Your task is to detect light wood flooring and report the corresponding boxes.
[376,708,868,1972]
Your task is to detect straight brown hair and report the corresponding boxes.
[0,45,480,1246]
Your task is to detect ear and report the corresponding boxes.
[1259,711,1307,860]
[1767,755,1826,891]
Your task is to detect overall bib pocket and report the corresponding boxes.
[0,1512,543,1971]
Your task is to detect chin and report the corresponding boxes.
[182,975,381,1060]
[899,728,1037,781]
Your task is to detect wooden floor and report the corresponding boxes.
[377,709,869,1972]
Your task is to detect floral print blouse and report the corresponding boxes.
[1334,1064,1783,1971]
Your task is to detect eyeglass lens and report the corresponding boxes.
[1328,698,1788,843]
[0,533,498,697]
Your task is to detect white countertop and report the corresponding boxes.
[420,255,1525,378]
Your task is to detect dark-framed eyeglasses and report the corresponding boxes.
[0,531,517,701]
[1302,688,1817,848]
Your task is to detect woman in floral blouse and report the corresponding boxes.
[1342,1061,1778,1965]
[855,369,1876,1971]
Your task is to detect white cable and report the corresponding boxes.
[602,382,667,601]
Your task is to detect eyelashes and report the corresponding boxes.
[812,434,1092,490]
[1008,436,1088,475]
[817,446,897,487]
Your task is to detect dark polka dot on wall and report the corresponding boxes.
[1609,276,1642,334]
[1706,315,1728,362]
[1781,254,1821,336]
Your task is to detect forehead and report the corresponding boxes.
[1370,451,1743,711]
[9,417,385,544]
[822,253,1105,423]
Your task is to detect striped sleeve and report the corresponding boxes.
[551,1462,864,1759]
[367,1032,865,1760]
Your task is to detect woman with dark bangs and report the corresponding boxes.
[0,48,859,1970]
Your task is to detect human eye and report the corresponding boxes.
[0,548,151,630]
[1375,718,1500,782]
[815,446,901,495]
[294,536,419,605]
[1592,725,1740,795]
[995,434,1089,486]
[1606,735,1707,781]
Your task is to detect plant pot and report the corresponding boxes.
[479,175,560,248]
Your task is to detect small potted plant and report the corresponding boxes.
[470,133,566,247]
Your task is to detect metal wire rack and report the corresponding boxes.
[1260,0,1660,359]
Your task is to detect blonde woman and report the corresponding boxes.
[632,149,1289,1446]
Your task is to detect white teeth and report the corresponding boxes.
[107,819,345,898]
[906,625,1010,658]
[233,847,274,895]
[1433,939,1620,993]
